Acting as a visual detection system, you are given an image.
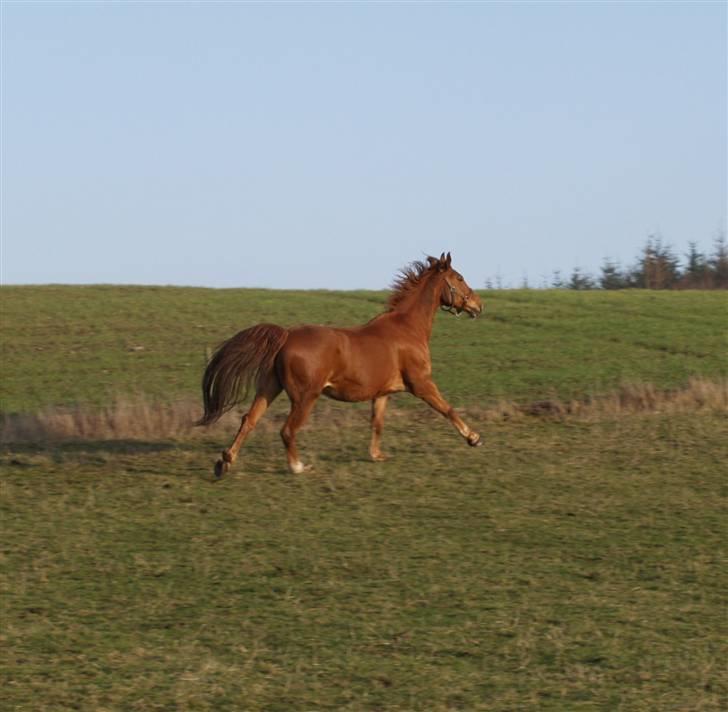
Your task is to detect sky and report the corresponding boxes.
[2,1,726,289]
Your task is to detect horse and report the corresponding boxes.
[197,252,484,476]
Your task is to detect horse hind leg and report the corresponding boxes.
[280,394,318,474]
[215,375,282,477]
[369,395,389,462]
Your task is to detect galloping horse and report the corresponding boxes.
[198,252,483,475]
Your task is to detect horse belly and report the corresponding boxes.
[322,371,404,402]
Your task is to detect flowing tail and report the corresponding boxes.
[197,323,288,426]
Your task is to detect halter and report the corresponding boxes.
[440,279,468,316]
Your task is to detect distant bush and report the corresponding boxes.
[547,233,728,290]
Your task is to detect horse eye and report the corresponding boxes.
[458,275,464,281]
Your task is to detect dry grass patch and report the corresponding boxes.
[1,378,725,444]
[506,376,728,421]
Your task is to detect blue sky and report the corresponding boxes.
[2,1,725,289]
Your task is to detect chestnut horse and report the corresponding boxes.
[198,252,483,475]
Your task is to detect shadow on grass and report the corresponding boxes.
[1,438,205,457]
[1,439,222,483]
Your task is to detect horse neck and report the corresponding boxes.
[396,271,443,341]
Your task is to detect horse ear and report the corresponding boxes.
[445,252,452,267]
[439,252,446,262]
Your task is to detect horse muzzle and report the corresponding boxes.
[463,301,483,319]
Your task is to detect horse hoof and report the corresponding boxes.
[214,459,230,478]
[371,452,389,462]
[467,433,483,447]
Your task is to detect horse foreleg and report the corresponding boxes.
[215,378,281,477]
[280,395,318,474]
[409,379,482,447]
[369,395,389,461]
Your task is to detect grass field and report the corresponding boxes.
[1,286,726,412]
[1,286,727,710]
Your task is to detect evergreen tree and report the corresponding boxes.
[657,240,681,288]
[599,258,627,289]
[708,232,728,288]
[681,242,709,288]
[633,235,680,289]
[529,234,726,291]
[568,267,595,290]
[551,270,565,289]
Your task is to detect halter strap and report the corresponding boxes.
[441,279,467,315]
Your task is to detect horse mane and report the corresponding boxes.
[387,259,435,310]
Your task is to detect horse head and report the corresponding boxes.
[427,252,483,318]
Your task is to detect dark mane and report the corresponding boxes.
[387,259,434,309]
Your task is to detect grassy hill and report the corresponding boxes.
[1,285,726,709]
[1,286,726,413]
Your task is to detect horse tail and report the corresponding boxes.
[196,323,288,426]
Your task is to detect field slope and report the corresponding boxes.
[1,286,726,710]
[1,286,726,412]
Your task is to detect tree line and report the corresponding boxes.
[486,234,728,290]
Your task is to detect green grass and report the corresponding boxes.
[1,286,726,412]
[1,286,726,709]
[1,413,726,710]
